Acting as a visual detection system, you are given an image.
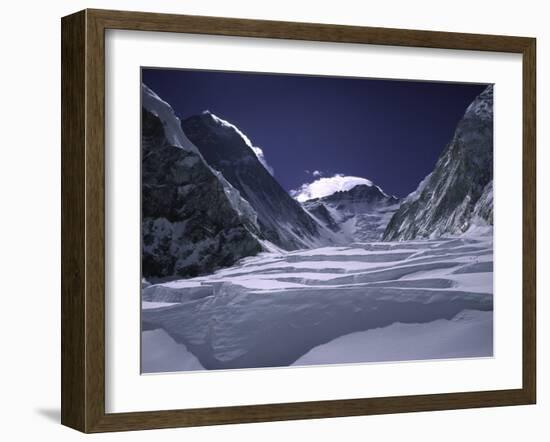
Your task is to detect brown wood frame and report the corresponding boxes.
[61,8,536,433]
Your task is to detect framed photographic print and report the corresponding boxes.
[61,9,536,433]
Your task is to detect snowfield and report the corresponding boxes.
[293,310,492,366]
[141,229,493,373]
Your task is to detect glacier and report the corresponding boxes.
[142,228,493,372]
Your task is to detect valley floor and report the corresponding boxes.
[141,229,493,373]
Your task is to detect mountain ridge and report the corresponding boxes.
[181,111,339,250]
[141,84,264,280]
[383,85,494,240]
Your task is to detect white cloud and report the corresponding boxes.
[290,174,374,202]
[206,111,275,176]
[312,170,323,177]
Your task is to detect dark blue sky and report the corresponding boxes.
[142,68,488,197]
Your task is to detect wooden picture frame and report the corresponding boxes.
[61,8,536,433]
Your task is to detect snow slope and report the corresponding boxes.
[142,230,493,372]
[293,310,492,366]
[303,183,400,242]
[142,329,204,372]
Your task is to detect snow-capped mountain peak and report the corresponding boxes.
[291,174,380,203]
[297,175,400,242]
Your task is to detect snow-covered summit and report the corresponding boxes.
[291,174,384,203]
[300,178,400,242]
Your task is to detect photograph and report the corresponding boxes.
[140,69,494,373]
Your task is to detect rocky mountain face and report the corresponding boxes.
[182,112,334,250]
[141,85,263,280]
[383,85,494,241]
[303,184,400,242]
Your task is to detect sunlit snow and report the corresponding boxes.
[290,174,377,202]
[142,229,493,372]
[205,111,275,175]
